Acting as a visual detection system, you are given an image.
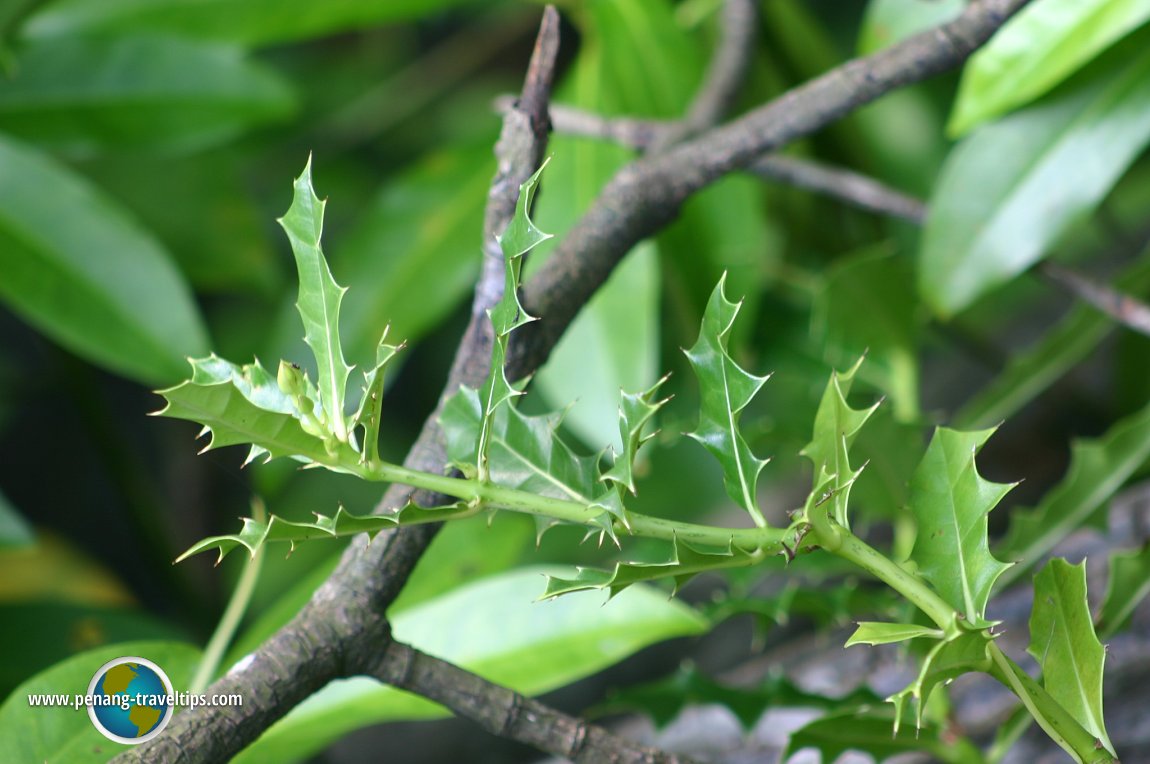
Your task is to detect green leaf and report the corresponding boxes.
[996,398,1150,588]
[919,34,1150,316]
[845,621,944,647]
[542,536,760,599]
[441,385,610,514]
[472,162,550,483]
[175,501,471,565]
[800,357,880,529]
[23,0,484,46]
[908,428,1015,627]
[955,253,1150,428]
[597,666,881,731]
[813,249,919,419]
[532,0,684,451]
[858,0,965,55]
[600,376,671,496]
[785,705,983,764]
[0,602,188,699]
[156,354,333,467]
[889,632,993,733]
[0,135,208,384]
[950,0,1150,135]
[0,35,294,154]
[684,276,771,526]
[278,157,353,444]
[0,488,33,549]
[234,568,707,764]
[350,327,404,465]
[1028,559,1114,754]
[0,641,200,763]
[1097,542,1150,638]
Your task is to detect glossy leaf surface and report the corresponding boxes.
[908,428,1014,627]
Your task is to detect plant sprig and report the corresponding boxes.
[157,158,1120,764]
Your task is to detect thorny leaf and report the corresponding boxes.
[800,356,879,529]
[278,156,354,443]
[1028,559,1114,755]
[541,536,760,600]
[684,275,771,526]
[176,501,472,565]
[908,427,1015,627]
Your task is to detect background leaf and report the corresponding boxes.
[785,706,983,764]
[0,488,33,549]
[0,641,200,763]
[996,398,1150,588]
[0,35,294,154]
[919,33,1150,316]
[950,0,1150,135]
[22,0,485,47]
[0,135,208,383]
[1097,543,1150,639]
[858,0,965,56]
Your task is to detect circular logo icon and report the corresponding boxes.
[86,657,174,744]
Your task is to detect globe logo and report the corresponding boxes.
[86,657,174,744]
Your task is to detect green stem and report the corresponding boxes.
[814,523,1115,764]
[189,499,267,695]
[353,459,789,550]
[813,518,957,632]
[988,644,1115,764]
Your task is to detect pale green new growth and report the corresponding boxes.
[474,161,551,483]
[279,156,354,444]
[800,356,879,530]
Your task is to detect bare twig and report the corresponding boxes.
[117,2,1033,761]
[367,639,702,764]
[652,0,759,150]
[511,0,1032,379]
[734,150,1150,340]
[1038,261,1150,336]
[748,154,927,224]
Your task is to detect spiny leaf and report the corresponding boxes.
[1097,542,1150,639]
[595,665,881,731]
[786,705,984,764]
[155,354,332,465]
[1028,559,1114,754]
[175,501,472,565]
[997,398,1150,588]
[475,161,551,482]
[800,357,879,529]
[908,427,1015,627]
[278,155,353,443]
[684,275,770,526]
[542,536,759,600]
[845,621,944,647]
[352,326,405,465]
[889,631,992,733]
[599,375,670,495]
[442,387,600,503]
